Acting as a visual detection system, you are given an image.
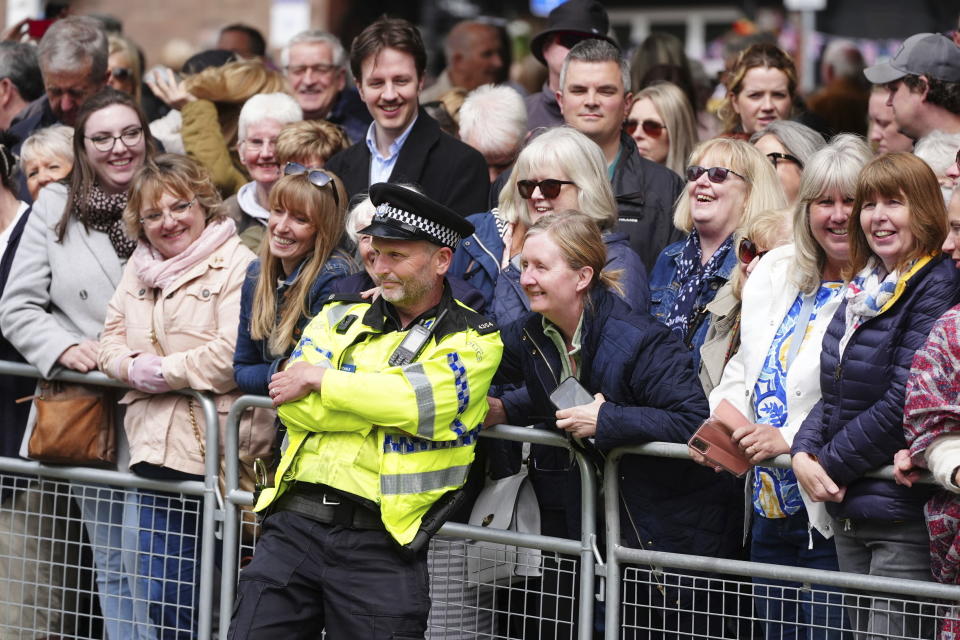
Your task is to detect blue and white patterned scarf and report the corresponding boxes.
[663,229,734,342]
[838,256,909,356]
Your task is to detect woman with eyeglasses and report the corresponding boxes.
[98,153,272,638]
[790,152,960,638]
[451,126,648,327]
[649,137,785,374]
[233,168,356,398]
[220,93,303,252]
[627,81,699,177]
[695,135,872,638]
[0,88,156,638]
[750,120,826,204]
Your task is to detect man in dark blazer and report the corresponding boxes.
[325,17,489,217]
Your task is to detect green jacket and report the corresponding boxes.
[258,287,502,544]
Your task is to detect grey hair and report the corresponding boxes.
[20,124,74,170]
[37,16,108,79]
[559,39,629,94]
[345,196,376,245]
[820,39,864,81]
[791,133,872,293]
[238,93,303,142]
[633,82,699,175]
[749,120,826,169]
[280,30,347,69]
[459,84,527,164]
[0,42,43,102]
[498,126,618,231]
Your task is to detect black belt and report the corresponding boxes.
[274,485,384,530]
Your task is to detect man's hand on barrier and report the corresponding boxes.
[892,448,924,487]
[482,396,506,428]
[792,452,846,503]
[269,361,325,407]
[555,393,605,439]
[57,340,100,373]
[733,422,789,465]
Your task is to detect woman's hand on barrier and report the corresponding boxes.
[146,67,196,110]
[792,452,846,503]
[483,396,506,428]
[57,340,100,372]
[892,448,924,487]
[269,361,324,407]
[733,423,789,464]
[127,354,171,394]
[555,393,605,439]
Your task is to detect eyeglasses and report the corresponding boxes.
[285,63,338,77]
[624,119,667,138]
[139,198,196,228]
[737,238,768,264]
[283,162,339,207]
[767,152,803,169]
[517,179,575,199]
[685,165,746,184]
[553,32,585,50]
[86,127,143,152]
[241,137,277,152]
[110,67,132,81]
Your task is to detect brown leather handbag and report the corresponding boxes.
[27,381,117,465]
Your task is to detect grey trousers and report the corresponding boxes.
[832,517,936,640]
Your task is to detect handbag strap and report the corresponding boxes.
[785,293,815,369]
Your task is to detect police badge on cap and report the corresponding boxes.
[362,183,475,250]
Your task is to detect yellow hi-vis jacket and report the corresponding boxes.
[256,289,503,545]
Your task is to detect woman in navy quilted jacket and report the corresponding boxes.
[791,152,960,638]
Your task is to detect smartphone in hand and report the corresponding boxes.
[688,399,752,477]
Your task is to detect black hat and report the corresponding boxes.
[530,0,617,66]
[363,183,475,249]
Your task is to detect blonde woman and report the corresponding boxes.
[628,81,698,176]
[108,34,142,104]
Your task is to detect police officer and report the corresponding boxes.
[227,182,503,639]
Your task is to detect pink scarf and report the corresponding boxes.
[132,217,237,290]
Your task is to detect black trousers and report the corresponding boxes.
[227,510,430,640]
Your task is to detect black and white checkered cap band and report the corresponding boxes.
[374,203,462,248]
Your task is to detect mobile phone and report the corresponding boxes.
[549,376,594,411]
[687,400,752,477]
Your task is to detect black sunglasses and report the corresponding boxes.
[767,152,803,169]
[517,179,575,199]
[685,165,746,184]
[624,119,667,138]
[283,162,339,207]
[738,238,768,264]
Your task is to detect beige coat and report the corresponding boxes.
[99,234,272,476]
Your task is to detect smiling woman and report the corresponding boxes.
[719,43,798,137]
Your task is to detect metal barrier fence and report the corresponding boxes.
[3,357,960,639]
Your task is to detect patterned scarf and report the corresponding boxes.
[77,183,136,259]
[838,257,909,357]
[663,229,734,341]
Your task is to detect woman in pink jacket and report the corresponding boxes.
[99,153,270,638]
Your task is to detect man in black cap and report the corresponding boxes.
[227,183,503,639]
[525,0,618,131]
[864,32,960,144]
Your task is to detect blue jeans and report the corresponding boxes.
[750,512,848,640]
[137,488,201,640]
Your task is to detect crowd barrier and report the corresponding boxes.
[2,359,960,639]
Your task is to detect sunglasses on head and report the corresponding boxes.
[738,238,768,264]
[517,178,575,199]
[685,165,746,184]
[624,119,667,138]
[283,162,339,207]
[767,152,803,169]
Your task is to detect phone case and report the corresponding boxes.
[687,400,752,477]
[549,376,594,411]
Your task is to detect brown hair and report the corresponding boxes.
[58,88,157,242]
[349,17,426,83]
[251,171,349,355]
[123,153,224,240]
[718,43,797,135]
[847,152,948,276]
[275,120,350,167]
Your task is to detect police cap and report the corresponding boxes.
[362,183,475,250]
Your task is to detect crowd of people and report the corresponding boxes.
[1,0,960,638]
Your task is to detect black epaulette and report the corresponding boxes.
[324,292,367,305]
[459,306,499,335]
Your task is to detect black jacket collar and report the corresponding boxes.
[362,279,467,342]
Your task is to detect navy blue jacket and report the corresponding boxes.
[451,211,649,327]
[792,254,960,521]
[648,238,738,372]
[0,206,33,461]
[233,247,359,395]
[497,287,741,553]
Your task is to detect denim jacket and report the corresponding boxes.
[648,237,738,370]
